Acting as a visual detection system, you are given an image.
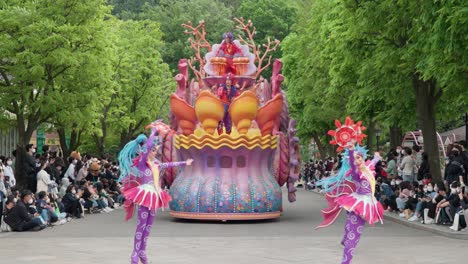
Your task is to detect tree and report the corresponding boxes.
[0,0,112,187]
[282,0,467,181]
[93,19,173,156]
[140,0,234,72]
[237,0,297,78]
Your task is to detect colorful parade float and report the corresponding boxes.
[161,18,300,220]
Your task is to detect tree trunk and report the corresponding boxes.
[413,74,442,182]
[366,119,375,152]
[14,113,37,190]
[311,132,327,160]
[389,125,403,149]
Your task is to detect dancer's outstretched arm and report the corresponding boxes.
[159,159,193,169]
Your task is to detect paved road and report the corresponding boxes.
[0,189,464,264]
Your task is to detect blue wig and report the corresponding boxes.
[316,151,351,193]
[118,134,147,181]
[316,145,368,193]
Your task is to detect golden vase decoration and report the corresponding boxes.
[194,90,225,134]
[229,91,259,134]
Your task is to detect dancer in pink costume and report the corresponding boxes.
[316,117,384,264]
[119,121,193,264]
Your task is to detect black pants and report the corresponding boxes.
[65,200,83,218]
[16,218,42,231]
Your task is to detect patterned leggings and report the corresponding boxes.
[341,211,365,264]
[131,206,157,264]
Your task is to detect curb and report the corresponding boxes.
[308,189,468,240]
[384,212,468,240]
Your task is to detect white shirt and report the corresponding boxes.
[65,163,76,180]
[4,165,15,186]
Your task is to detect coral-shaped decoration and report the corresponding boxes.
[328,116,367,152]
[170,94,197,135]
[274,132,290,186]
[287,119,300,202]
[228,91,259,134]
[194,90,225,134]
[256,93,283,136]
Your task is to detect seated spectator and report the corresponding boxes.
[1,195,15,232]
[36,191,60,226]
[86,162,102,183]
[421,182,447,224]
[436,181,461,224]
[59,178,71,198]
[61,185,83,218]
[408,182,436,221]
[396,181,412,216]
[3,190,46,231]
[49,193,69,223]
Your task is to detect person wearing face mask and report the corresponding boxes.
[36,157,56,194]
[0,168,7,219]
[35,191,60,226]
[399,147,416,182]
[25,144,38,193]
[420,182,446,224]
[61,185,83,218]
[2,190,46,231]
[4,157,15,187]
[65,157,78,182]
[435,181,462,224]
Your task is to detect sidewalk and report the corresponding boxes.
[384,211,468,240]
[309,189,468,240]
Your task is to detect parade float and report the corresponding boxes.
[160,18,300,220]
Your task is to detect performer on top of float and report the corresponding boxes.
[216,32,244,75]
[211,73,240,134]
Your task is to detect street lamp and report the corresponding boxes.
[375,127,382,151]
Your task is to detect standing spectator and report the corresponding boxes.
[64,157,77,182]
[75,160,87,184]
[3,190,45,231]
[25,144,37,193]
[45,156,63,184]
[444,148,465,187]
[385,153,398,179]
[412,145,423,167]
[36,157,56,194]
[400,147,416,182]
[0,168,7,218]
[417,153,430,182]
[59,178,71,198]
[4,157,15,187]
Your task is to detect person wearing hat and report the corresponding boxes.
[3,190,46,231]
[86,162,102,183]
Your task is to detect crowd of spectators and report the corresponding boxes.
[0,145,122,232]
[303,140,468,232]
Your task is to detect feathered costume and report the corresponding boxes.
[119,121,189,264]
[316,117,384,264]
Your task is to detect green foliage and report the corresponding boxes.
[283,0,466,138]
[139,0,234,72]
[107,19,174,148]
[0,0,112,144]
[238,0,296,77]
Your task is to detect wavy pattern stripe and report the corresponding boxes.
[175,134,278,150]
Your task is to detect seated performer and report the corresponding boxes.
[212,74,240,134]
[216,32,243,75]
